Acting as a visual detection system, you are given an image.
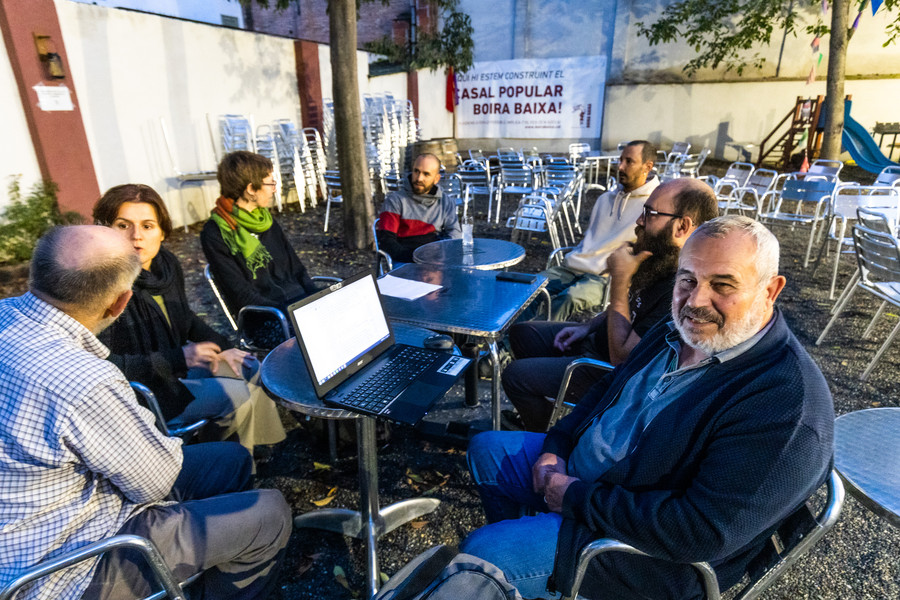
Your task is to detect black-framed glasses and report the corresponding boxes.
[261,182,277,188]
[641,205,683,220]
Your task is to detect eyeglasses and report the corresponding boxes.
[641,205,683,221]
[261,182,277,188]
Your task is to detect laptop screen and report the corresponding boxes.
[287,272,393,395]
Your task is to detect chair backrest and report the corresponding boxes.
[670,141,691,156]
[853,223,900,285]
[566,470,844,600]
[780,178,836,202]
[457,164,491,189]
[442,173,463,206]
[857,207,894,234]
[204,264,238,331]
[500,164,533,186]
[744,168,779,195]
[874,165,900,187]
[719,162,755,188]
[130,382,208,439]
[0,534,190,600]
[323,171,342,196]
[805,158,843,181]
[219,114,255,154]
[831,185,900,227]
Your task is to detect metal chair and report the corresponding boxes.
[0,534,193,600]
[322,170,343,233]
[159,117,217,232]
[494,163,535,224]
[812,184,900,299]
[719,168,781,217]
[758,178,837,268]
[825,207,895,319]
[678,147,711,178]
[816,224,900,380]
[372,218,394,276]
[203,264,291,353]
[800,158,843,182]
[873,165,900,188]
[129,382,208,440]
[565,470,844,600]
[546,358,614,430]
[707,161,755,204]
[505,194,565,251]
[457,161,495,219]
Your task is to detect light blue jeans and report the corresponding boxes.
[461,431,563,599]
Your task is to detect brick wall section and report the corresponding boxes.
[246,0,423,46]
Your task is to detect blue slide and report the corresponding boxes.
[841,100,899,173]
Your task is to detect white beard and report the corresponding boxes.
[674,293,768,355]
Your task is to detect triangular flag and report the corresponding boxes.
[807,65,817,85]
[811,36,820,53]
[800,151,810,173]
[822,0,828,14]
[872,0,884,14]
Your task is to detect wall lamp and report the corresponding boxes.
[33,33,66,79]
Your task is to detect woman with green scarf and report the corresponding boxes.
[201,151,319,318]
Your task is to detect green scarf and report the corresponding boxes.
[211,196,274,279]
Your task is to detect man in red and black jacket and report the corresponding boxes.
[376,153,461,262]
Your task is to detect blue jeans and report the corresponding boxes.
[461,431,562,599]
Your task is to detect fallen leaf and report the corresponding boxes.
[410,519,428,529]
[380,572,390,584]
[333,565,358,597]
[313,462,332,471]
[312,486,338,507]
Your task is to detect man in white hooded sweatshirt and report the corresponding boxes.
[541,140,660,321]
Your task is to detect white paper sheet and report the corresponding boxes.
[377,274,442,300]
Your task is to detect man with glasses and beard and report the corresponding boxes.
[462,215,834,600]
[502,178,718,432]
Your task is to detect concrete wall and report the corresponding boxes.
[0,24,43,197]
[53,1,303,229]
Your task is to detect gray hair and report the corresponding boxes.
[690,215,780,285]
[30,226,141,307]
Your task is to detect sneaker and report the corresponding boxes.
[500,409,524,431]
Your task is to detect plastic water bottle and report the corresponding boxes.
[462,213,474,254]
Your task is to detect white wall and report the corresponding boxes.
[0,25,43,208]
[416,68,454,140]
[56,0,301,228]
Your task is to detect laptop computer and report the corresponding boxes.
[286,270,471,425]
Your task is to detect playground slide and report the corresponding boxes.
[842,106,899,173]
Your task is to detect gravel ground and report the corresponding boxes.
[1,161,898,598]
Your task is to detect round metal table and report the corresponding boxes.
[834,407,900,527]
[260,323,441,598]
[413,238,525,270]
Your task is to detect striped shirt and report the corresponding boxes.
[0,293,182,600]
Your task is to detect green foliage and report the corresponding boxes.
[636,0,900,76]
[0,178,83,264]
[363,5,474,74]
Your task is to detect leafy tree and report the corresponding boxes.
[0,178,83,264]
[637,0,900,160]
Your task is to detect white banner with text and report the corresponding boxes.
[455,55,606,139]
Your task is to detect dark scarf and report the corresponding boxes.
[130,246,179,348]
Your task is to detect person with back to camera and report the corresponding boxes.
[201,151,321,318]
[93,184,286,461]
[0,225,291,600]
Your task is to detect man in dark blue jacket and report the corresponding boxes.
[461,215,834,599]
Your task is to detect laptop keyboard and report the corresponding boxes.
[337,346,437,413]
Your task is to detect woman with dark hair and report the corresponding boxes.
[93,184,285,459]
[200,151,319,317]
